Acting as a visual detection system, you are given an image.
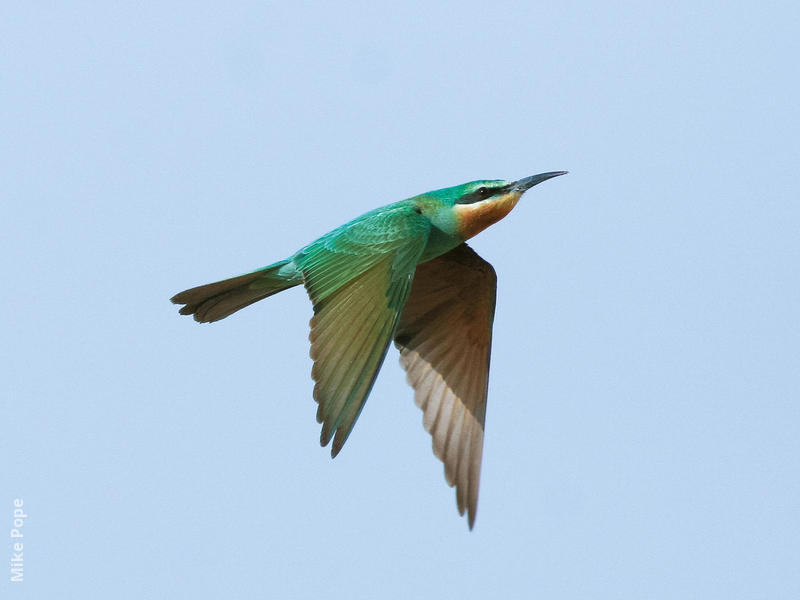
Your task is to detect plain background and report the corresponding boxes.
[3,2,798,598]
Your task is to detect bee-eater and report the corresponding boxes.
[171,171,566,528]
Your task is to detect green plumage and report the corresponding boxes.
[299,204,430,454]
[171,171,566,528]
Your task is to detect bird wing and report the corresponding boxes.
[297,203,430,457]
[393,243,497,529]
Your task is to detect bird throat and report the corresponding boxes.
[454,191,522,240]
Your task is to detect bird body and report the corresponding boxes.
[172,171,566,527]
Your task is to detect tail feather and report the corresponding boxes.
[171,259,300,323]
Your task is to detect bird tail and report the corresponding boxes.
[171,259,301,323]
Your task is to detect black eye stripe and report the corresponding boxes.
[456,184,510,205]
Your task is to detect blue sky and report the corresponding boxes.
[3,2,798,599]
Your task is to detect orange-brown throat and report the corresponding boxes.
[453,191,522,240]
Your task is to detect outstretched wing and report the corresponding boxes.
[394,243,497,529]
[296,203,430,457]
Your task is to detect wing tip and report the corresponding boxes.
[319,425,345,458]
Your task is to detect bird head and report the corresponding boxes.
[419,171,567,240]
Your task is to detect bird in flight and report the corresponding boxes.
[171,171,566,528]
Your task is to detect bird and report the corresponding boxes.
[171,171,567,528]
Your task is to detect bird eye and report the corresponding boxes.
[477,187,490,198]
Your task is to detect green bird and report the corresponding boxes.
[171,171,566,528]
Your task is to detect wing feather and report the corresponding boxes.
[395,243,497,528]
[297,203,428,457]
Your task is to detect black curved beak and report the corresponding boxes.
[513,171,568,192]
